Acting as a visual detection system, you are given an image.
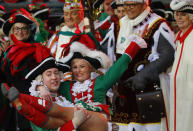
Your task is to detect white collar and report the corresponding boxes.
[71,79,93,93]
[124,6,151,27]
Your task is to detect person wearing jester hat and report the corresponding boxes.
[0,38,109,131]
[47,0,85,61]
[170,0,193,131]
[116,0,175,131]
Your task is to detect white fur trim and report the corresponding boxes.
[29,80,44,97]
[170,0,193,11]
[127,35,147,48]
[59,42,111,69]
[159,22,176,50]
[56,20,84,61]
[149,22,175,62]
[55,96,74,107]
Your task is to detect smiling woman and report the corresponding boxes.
[12,23,30,41]
[174,11,193,33]
[0,41,108,131]
[2,8,49,44]
[169,0,193,131]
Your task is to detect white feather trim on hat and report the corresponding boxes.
[170,0,193,11]
[59,41,111,69]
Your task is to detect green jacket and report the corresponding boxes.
[58,54,131,104]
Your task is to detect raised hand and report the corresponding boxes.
[128,35,147,49]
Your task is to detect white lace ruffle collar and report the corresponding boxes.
[29,80,46,97]
[71,79,93,94]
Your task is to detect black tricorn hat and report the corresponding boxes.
[32,8,50,21]
[93,0,104,9]
[25,57,70,80]
[0,12,12,29]
[2,13,33,36]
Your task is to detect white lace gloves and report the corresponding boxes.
[72,106,90,128]
[124,34,147,59]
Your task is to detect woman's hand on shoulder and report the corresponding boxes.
[37,85,52,101]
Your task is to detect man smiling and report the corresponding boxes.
[116,0,175,131]
[48,0,84,61]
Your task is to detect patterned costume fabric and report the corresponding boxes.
[116,5,175,131]
[58,54,133,115]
